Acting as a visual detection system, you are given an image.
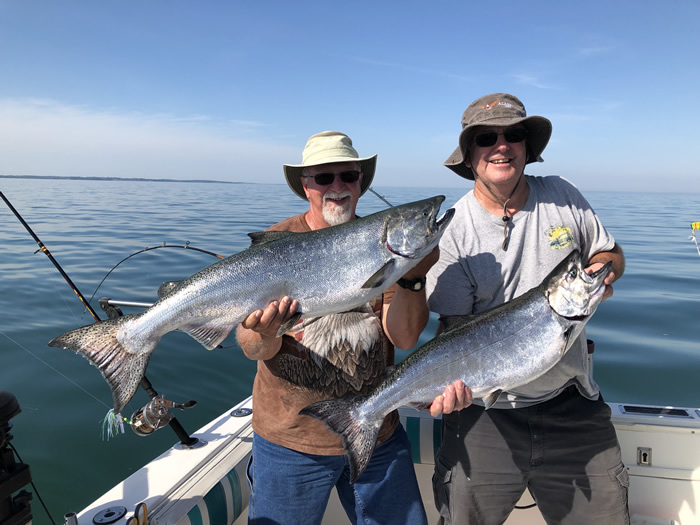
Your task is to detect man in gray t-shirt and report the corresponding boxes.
[426,93,629,524]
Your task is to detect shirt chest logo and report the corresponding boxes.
[546,225,574,249]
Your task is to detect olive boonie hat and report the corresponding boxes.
[444,93,552,180]
[283,131,377,201]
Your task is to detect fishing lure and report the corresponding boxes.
[691,222,700,257]
[103,410,130,440]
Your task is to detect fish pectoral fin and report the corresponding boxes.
[361,260,396,289]
[482,389,503,410]
[184,320,235,350]
[276,312,303,337]
[247,231,295,246]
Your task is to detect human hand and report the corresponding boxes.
[429,380,472,417]
[240,296,299,338]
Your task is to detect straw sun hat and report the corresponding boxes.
[444,93,553,180]
[283,131,377,201]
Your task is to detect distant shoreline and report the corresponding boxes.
[0,174,241,184]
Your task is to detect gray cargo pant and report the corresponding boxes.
[433,387,630,525]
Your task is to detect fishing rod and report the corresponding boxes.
[368,187,394,207]
[1,191,198,446]
[87,241,225,307]
[1,191,101,322]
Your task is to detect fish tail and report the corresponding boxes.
[299,396,382,483]
[48,314,155,415]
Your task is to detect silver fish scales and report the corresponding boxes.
[49,196,454,414]
[300,249,612,482]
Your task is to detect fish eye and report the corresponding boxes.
[567,268,578,281]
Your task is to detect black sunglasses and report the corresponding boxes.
[302,170,361,186]
[472,128,528,148]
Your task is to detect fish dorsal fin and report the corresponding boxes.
[483,389,502,410]
[248,231,295,246]
[361,260,396,289]
[157,280,183,299]
[438,314,473,333]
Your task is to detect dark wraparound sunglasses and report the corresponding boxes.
[472,128,528,148]
[302,170,361,186]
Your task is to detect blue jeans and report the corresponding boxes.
[247,424,428,525]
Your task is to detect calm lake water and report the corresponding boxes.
[1,177,699,523]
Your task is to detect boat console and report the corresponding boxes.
[0,391,33,525]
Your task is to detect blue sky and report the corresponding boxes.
[1,1,698,193]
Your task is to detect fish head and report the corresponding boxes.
[384,196,455,259]
[545,249,612,319]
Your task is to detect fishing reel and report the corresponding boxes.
[131,396,197,437]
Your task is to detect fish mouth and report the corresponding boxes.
[588,260,612,280]
[424,196,453,236]
[564,313,590,322]
[435,207,455,231]
[384,196,453,259]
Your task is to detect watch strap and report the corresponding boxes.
[397,276,426,292]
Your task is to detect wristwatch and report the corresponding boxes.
[397,277,426,292]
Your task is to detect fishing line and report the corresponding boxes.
[8,442,57,525]
[2,191,217,445]
[1,191,101,322]
[1,191,112,408]
[0,329,93,525]
[0,330,112,412]
[1,329,176,441]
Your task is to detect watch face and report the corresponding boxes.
[399,277,425,291]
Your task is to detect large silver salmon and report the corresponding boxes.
[49,196,455,414]
[300,250,611,482]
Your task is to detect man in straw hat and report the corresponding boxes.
[237,131,441,524]
[426,93,629,524]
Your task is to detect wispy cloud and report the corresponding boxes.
[512,73,554,90]
[229,119,268,129]
[0,98,296,181]
[577,45,613,57]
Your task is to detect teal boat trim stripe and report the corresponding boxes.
[187,504,203,525]
[226,469,243,520]
[203,480,228,524]
[405,417,422,464]
[433,417,442,461]
[184,465,245,524]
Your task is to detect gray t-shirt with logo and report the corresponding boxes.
[426,175,616,409]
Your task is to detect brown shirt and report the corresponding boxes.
[249,212,399,455]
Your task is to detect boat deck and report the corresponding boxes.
[75,398,700,524]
